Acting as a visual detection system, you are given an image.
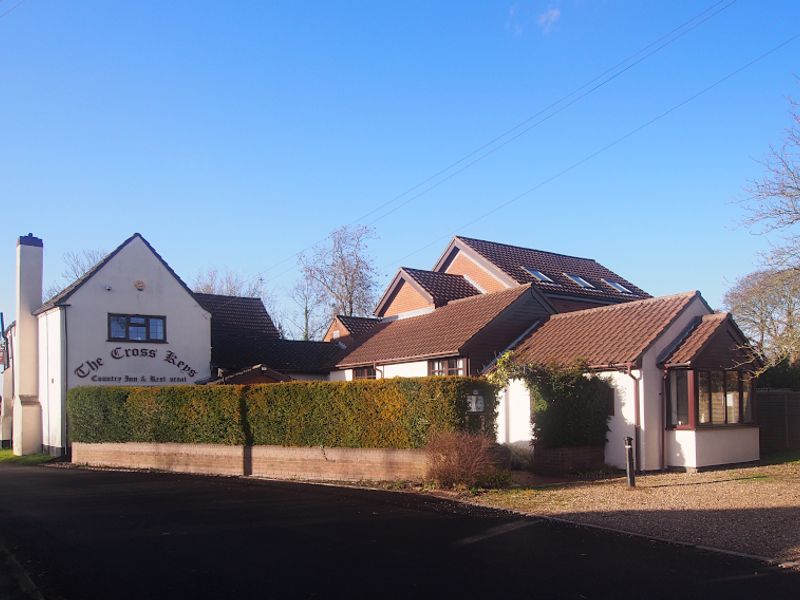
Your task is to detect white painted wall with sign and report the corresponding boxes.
[36,236,211,453]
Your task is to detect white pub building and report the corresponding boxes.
[1,233,213,456]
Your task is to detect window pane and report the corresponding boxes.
[742,374,753,423]
[109,316,126,339]
[130,316,146,325]
[725,371,740,424]
[670,370,689,426]
[149,318,165,341]
[711,371,725,424]
[697,371,710,424]
[129,324,147,341]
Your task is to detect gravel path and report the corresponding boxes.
[476,460,800,563]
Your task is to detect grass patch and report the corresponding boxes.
[0,449,54,465]
[760,450,800,466]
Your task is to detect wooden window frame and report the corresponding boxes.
[353,366,376,380]
[428,357,465,377]
[693,368,754,428]
[108,313,167,343]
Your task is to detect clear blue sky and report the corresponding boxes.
[2,0,799,334]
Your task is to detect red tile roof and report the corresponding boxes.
[402,267,479,306]
[510,292,699,369]
[457,236,650,304]
[338,285,536,368]
[659,312,759,369]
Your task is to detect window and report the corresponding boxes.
[668,370,690,426]
[695,369,754,426]
[429,357,465,376]
[522,267,555,283]
[353,366,376,379]
[108,314,167,342]
[565,274,595,289]
[602,279,633,294]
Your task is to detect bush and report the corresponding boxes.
[757,360,800,390]
[523,362,611,448]
[425,431,509,489]
[67,377,498,448]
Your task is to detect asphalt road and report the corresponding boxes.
[0,464,797,600]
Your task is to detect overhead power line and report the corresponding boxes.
[259,0,737,279]
[383,31,800,271]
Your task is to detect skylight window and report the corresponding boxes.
[522,267,555,283]
[602,279,633,294]
[565,274,595,289]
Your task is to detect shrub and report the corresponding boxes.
[68,387,132,443]
[67,377,498,448]
[425,431,509,489]
[523,362,612,448]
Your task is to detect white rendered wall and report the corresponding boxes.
[598,370,638,470]
[667,427,759,469]
[380,361,429,378]
[328,370,348,381]
[37,309,65,450]
[496,378,532,445]
[64,236,211,391]
[638,296,710,471]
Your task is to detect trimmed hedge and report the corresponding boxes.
[67,377,497,449]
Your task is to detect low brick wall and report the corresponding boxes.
[72,442,245,476]
[532,445,605,474]
[72,442,429,482]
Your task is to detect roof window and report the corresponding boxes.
[522,267,555,283]
[602,279,633,294]
[565,274,595,289]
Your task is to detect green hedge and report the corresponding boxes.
[67,377,497,449]
[523,363,612,448]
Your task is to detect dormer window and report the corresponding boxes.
[602,278,633,294]
[565,274,595,289]
[522,267,555,283]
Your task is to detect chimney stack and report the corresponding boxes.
[13,233,43,455]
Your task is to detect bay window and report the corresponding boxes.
[668,368,755,428]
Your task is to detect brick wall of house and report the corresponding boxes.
[444,252,508,293]
[382,280,432,317]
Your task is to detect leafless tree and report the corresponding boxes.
[44,249,106,300]
[723,268,800,366]
[287,278,327,341]
[192,267,265,298]
[299,225,379,319]
[744,96,800,267]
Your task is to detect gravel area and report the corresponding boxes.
[475,459,800,564]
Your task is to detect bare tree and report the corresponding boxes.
[724,268,800,366]
[744,97,800,267]
[299,225,378,318]
[287,278,327,341]
[44,249,106,300]
[192,267,265,298]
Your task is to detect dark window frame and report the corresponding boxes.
[667,368,755,429]
[428,357,465,376]
[353,366,377,380]
[107,313,167,343]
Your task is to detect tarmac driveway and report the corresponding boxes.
[0,464,798,599]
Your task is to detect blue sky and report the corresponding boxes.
[2,0,799,333]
